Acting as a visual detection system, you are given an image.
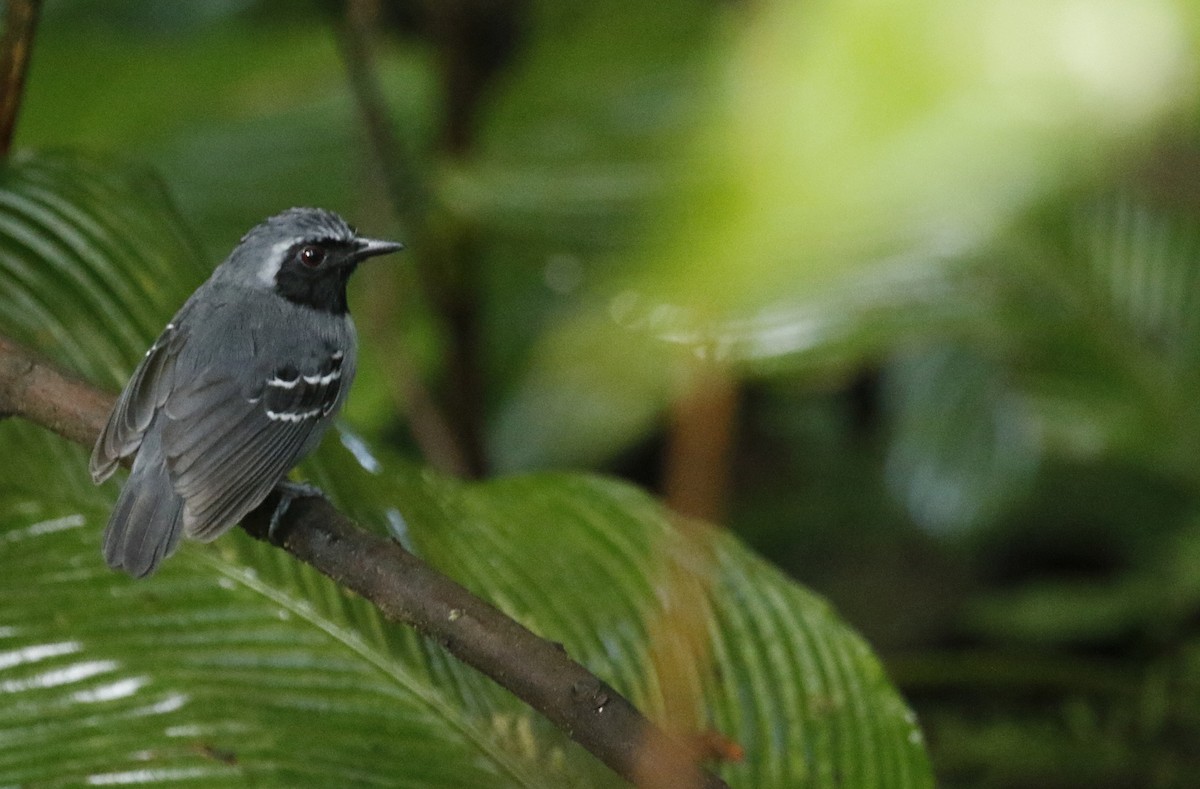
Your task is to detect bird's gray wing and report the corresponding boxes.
[161,350,346,541]
[90,321,188,483]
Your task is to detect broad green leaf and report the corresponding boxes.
[0,151,207,380]
[0,154,931,785]
[0,420,932,787]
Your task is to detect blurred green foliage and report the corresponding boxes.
[6,0,1200,785]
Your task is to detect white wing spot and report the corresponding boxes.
[267,376,301,389]
[301,369,340,386]
[266,408,322,423]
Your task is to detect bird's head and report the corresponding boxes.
[217,207,403,314]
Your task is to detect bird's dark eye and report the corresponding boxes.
[298,245,326,268]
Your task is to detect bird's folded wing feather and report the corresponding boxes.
[90,322,187,483]
[162,352,344,541]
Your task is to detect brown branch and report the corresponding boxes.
[0,0,41,157]
[0,336,112,446]
[0,333,729,789]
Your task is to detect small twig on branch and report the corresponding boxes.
[0,333,730,789]
[0,0,41,157]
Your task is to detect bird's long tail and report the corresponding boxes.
[102,432,184,578]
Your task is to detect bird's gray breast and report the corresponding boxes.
[187,285,352,363]
[172,286,358,425]
[246,301,357,421]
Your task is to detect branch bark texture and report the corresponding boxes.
[0,334,729,789]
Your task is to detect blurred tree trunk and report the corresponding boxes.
[0,0,41,156]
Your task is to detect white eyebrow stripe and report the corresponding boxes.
[258,239,295,286]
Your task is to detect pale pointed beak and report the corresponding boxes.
[352,237,405,262]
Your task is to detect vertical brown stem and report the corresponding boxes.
[420,0,523,477]
[425,226,488,476]
[336,0,428,225]
[0,0,41,157]
[636,352,741,786]
[663,354,739,523]
[331,0,475,477]
[636,527,722,789]
[332,0,525,478]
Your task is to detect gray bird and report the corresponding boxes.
[90,207,402,578]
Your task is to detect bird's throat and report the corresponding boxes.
[274,266,354,315]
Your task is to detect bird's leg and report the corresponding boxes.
[268,480,328,542]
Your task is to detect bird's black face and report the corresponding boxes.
[274,236,402,314]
